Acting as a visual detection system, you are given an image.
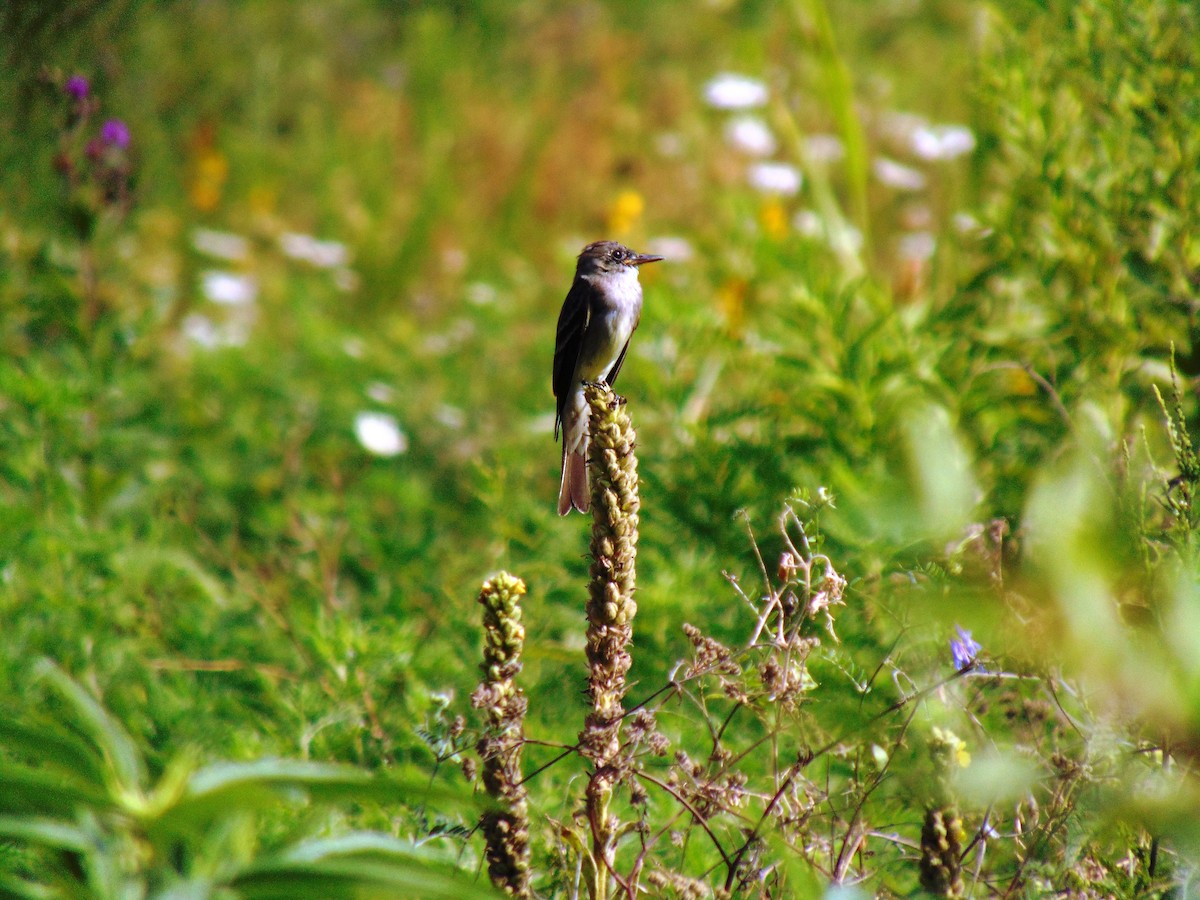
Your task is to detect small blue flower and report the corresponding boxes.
[65,75,90,99]
[950,625,982,670]
[100,118,130,149]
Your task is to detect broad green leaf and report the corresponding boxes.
[0,761,110,816]
[33,660,145,793]
[151,760,479,838]
[185,759,375,797]
[0,717,106,787]
[150,881,221,900]
[229,858,500,900]
[278,832,441,863]
[0,873,55,900]
[0,815,90,853]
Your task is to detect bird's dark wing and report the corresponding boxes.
[605,337,632,388]
[553,277,591,439]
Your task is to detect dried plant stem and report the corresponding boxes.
[578,382,640,900]
[471,572,532,898]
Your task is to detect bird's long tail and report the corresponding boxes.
[558,439,589,515]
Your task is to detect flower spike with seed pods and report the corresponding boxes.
[470,572,531,898]
[577,382,641,899]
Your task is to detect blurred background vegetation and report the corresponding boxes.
[1,0,1198,895]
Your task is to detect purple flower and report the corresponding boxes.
[65,75,90,99]
[100,119,130,149]
[950,625,982,670]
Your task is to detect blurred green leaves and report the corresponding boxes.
[954,749,1041,808]
[0,663,491,897]
[902,401,979,542]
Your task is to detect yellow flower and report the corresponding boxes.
[607,189,644,237]
[188,150,227,212]
[248,185,277,218]
[931,727,971,769]
[759,199,788,239]
[717,278,748,336]
[187,123,228,213]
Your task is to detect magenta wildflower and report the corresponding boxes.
[100,119,130,149]
[65,75,90,99]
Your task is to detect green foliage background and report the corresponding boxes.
[1,0,1198,895]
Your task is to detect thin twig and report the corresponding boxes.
[636,770,734,872]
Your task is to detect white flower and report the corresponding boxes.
[793,210,823,237]
[280,232,350,269]
[354,411,408,457]
[704,73,768,110]
[873,157,927,191]
[747,162,802,195]
[805,134,845,163]
[466,282,497,306]
[725,116,776,156]
[830,222,864,255]
[645,235,694,262]
[791,211,863,256]
[953,212,982,234]
[366,382,395,403]
[898,231,936,261]
[655,132,685,158]
[901,203,934,230]
[181,314,220,348]
[435,404,466,429]
[911,124,975,160]
[421,318,476,356]
[881,111,928,143]
[333,268,360,293]
[200,270,257,306]
[191,228,249,262]
[181,314,249,348]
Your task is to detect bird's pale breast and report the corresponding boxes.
[577,267,643,381]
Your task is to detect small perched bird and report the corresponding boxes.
[553,240,663,515]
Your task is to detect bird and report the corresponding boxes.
[553,240,663,515]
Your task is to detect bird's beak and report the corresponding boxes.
[630,253,664,267]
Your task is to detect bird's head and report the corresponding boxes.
[576,240,663,277]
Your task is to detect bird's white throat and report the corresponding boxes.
[587,265,643,305]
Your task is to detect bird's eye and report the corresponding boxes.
[612,248,624,261]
